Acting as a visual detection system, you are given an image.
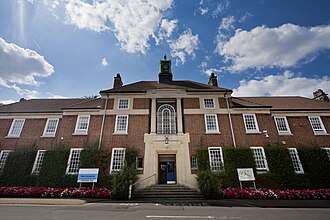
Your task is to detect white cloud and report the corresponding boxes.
[217,23,330,71]
[65,0,173,54]
[0,38,54,87]
[219,16,235,30]
[101,58,109,66]
[232,71,330,98]
[157,19,178,43]
[204,68,221,76]
[0,100,17,105]
[199,7,209,15]
[212,0,230,18]
[169,29,200,65]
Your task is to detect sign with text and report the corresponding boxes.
[237,168,255,181]
[77,168,99,183]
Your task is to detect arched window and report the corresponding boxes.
[157,104,176,134]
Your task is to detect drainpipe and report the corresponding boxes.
[225,92,236,148]
[98,95,108,150]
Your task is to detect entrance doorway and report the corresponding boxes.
[158,154,176,184]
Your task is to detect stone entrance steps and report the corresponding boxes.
[134,184,204,200]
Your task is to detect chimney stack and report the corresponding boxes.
[208,73,218,87]
[313,89,330,102]
[113,73,123,89]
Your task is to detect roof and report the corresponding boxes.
[0,99,101,114]
[100,80,232,94]
[232,96,330,110]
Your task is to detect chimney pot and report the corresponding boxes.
[208,73,218,87]
[313,89,329,102]
[113,73,123,89]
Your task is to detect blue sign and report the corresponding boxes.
[77,168,99,183]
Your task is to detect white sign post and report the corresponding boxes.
[77,168,99,189]
[237,168,256,189]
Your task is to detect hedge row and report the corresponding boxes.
[197,146,330,198]
[0,143,137,190]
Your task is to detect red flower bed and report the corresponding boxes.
[0,186,112,199]
[223,187,330,200]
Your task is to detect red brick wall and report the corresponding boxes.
[133,98,149,109]
[183,98,200,109]
[218,98,227,109]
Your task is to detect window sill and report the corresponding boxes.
[256,170,269,174]
[278,133,293,136]
[245,131,261,134]
[113,132,128,135]
[205,131,221,134]
[72,133,88,136]
[313,132,329,136]
[5,136,20,139]
[41,135,56,138]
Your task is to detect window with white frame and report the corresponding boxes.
[274,117,291,135]
[110,148,126,173]
[208,147,224,171]
[118,98,129,109]
[250,147,269,172]
[243,114,260,133]
[203,98,215,109]
[114,115,129,134]
[323,148,330,160]
[191,155,197,169]
[66,148,83,174]
[0,150,11,172]
[7,119,25,138]
[157,104,176,134]
[74,115,90,135]
[43,119,59,137]
[31,150,46,174]
[205,114,219,133]
[308,116,327,135]
[288,148,304,174]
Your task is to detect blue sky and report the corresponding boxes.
[1,0,330,104]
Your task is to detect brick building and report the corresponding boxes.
[0,57,330,189]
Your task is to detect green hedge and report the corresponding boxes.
[257,147,296,189]
[111,148,138,199]
[0,146,37,186]
[298,147,330,189]
[79,143,111,188]
[36,144,71,187]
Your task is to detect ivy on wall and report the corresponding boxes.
[0,146,37,186]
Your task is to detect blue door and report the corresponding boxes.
[167,161,176,184]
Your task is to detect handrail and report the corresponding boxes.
[132,173,156,186]
[128,173,156,200]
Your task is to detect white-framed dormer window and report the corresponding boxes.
[0,150,12,172]
[323,148,330,160]
[110,148,126,174]
[208,147,224,171]
[243,114,260,133]
[66,148,83,174]
[203,98,215,109]
[118,98,129,110]
[288,148,304,174]
[250,147,269,172]
[42,119,59,137]
[205,114,220,133]
[31,150,46,175]
[274,116,291,135]
[7,119,25,138]
[114,115,128,134]
[74,115,90,135]
[308,116,327,135]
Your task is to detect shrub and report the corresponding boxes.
[111,148,138,199]
[0,146,37,186]
[36,143,70,187]
[196,170,223,199]
[298,147,330,189]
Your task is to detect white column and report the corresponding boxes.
[151,98,156,133]
[176,98,183,134]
